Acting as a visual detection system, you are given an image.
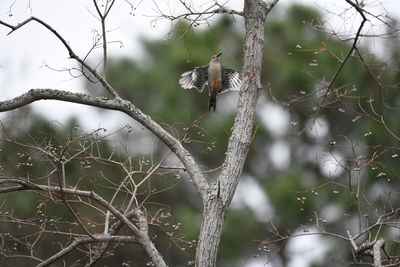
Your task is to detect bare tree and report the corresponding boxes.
[1,0,399,266]
[0,0,279,266]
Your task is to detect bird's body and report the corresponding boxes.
[207,57,222,110]
[208,61,222,92]
[179,52,241,111]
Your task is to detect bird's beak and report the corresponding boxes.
[216,51,222,58]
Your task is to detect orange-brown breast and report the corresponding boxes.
[211,79,222,93]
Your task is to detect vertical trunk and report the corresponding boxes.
[220,0,267,205]
[196,191,225,266]
[195,0,269,266]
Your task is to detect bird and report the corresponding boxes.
[179,52,242,111]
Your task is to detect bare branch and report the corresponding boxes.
[347,230,358,251]
[0,17,119,98]
[316,0,368,110]
[0,89,209,198]
[373,239,385,267]
[152,0,243,32]
[260,0,280,16]
[0,177,167,267]
[37,234,137,267]
[55,144,96,240]
[92,0,116,78]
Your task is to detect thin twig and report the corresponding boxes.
[0,89,209,198]
[0,177,167,267]
[316,0,367,111]
[0,17,119,98]
[37,234,137,267]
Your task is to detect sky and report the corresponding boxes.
[0,1,399,124]
[0,1,399,266]
[1,1,399,121]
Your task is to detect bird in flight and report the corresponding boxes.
[179,52,242,111]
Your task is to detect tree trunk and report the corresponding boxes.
[196,190,225,266]
[195,0,270,266]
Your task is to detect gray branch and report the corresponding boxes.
[0,89,209,198]
[37,234,138,267]
[373,239,384,267]
[0,177,167,267]
[0,16,119,98]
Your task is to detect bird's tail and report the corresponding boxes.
[208,91,217,111]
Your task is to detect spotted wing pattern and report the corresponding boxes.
[179,65,209,93]
[220,67,242,93]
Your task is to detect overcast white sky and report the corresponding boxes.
[0,0,399,129]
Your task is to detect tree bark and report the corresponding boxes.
[195,1,276,266]
[373,239,384,267]
[196,189,225,266]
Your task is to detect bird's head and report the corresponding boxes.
[210,51,222,63]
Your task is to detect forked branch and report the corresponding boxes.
[0,17,119,98]
[0,89,209,198]
[0,177,167,267]
[317,0,368,109]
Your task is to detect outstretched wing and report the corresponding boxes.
[220,67,242,93]
[179,65,209,93]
